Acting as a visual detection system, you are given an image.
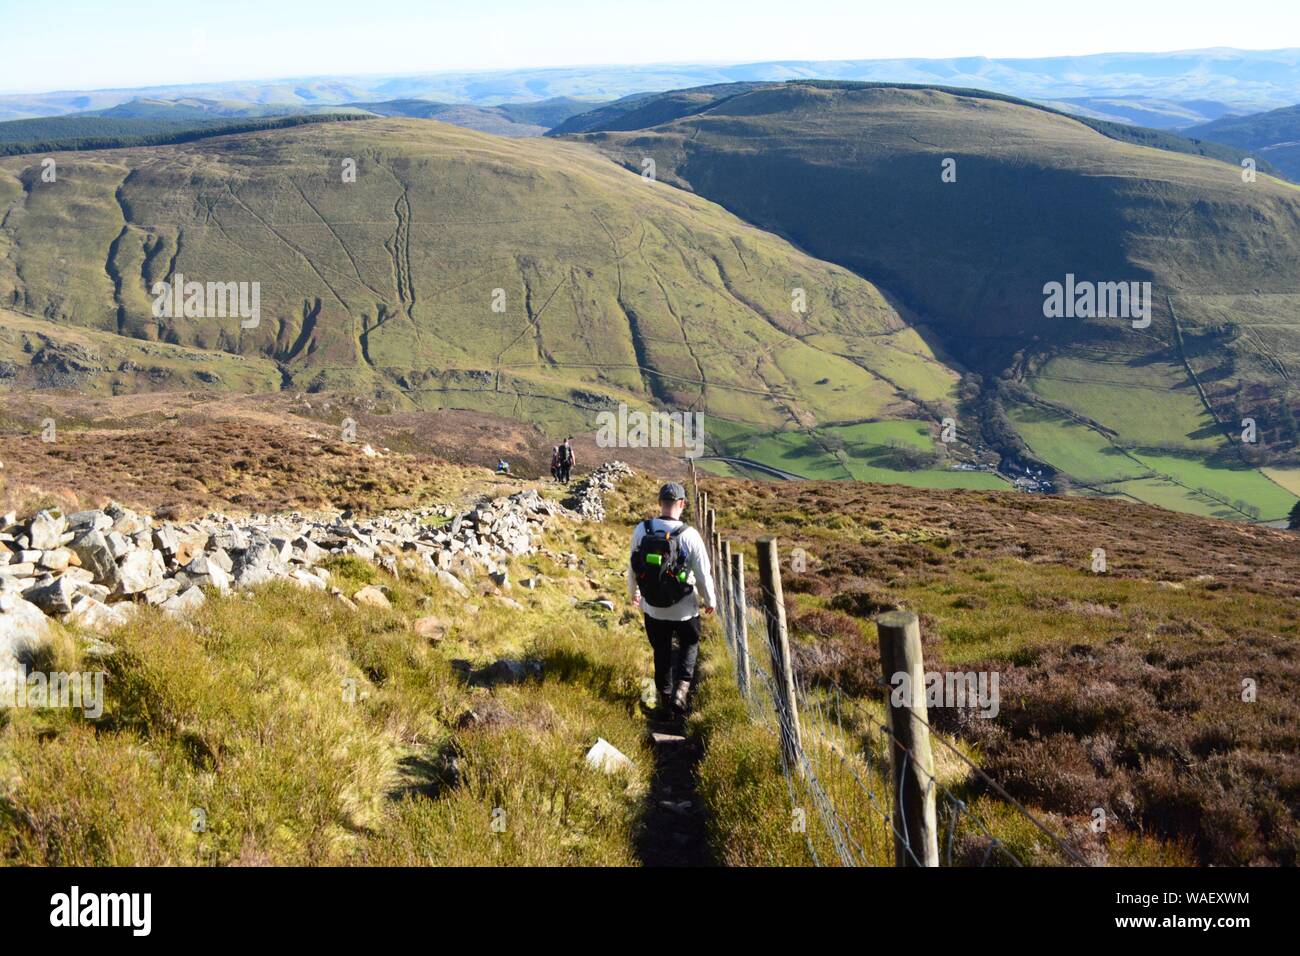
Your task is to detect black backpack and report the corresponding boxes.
[631,519,695,607]
[558,444,573,465]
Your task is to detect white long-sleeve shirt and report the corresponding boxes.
[627,517,717,621]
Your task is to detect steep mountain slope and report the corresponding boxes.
[0,118,960,455]
[564,82,1300,519]
[1185,103,1300,182]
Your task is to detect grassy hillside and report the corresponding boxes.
[564,81,1300,520]
[5,451,1295,867]
[0,112,367,157]
[0,117,989,489]
[552,80,1268,169]
[0,481,664,866]
[699,473,1300,866]
[0,307,282,395]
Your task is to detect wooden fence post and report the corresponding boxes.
[710,532,722,593]
[755,537,803,778]
[699,492,709,531]
[731,550,750,697]
[875,610,940,867]
[719,539,733,645]
[705,508,717,568]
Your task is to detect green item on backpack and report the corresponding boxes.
[631,519,695,608]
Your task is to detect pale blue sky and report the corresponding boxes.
[3,0,1297,94]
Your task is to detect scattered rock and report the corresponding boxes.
[460,657,543,687]
[66,594,131,632]
[435,570,469,597]
[25,576,79,616]
[37,549,72,573]
[585,738,633,774]
[143,578,183,606]
[69,529,121,589]
[117,548,166,595]
[0,464,635,633]
[161,585,206,616]
[28,511,67,551]
[0,592,50,682]
[412,616,448,641]
[288,568,328,590]
[353,585,391,609]
[179,553,230,593]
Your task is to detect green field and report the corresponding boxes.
[1009,399,1298,520]
[1008,402,1146,484]
[711,419,1007,489]
[1128,451,1297,520]
[1030,353,1223,452]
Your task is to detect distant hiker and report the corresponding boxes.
[557,437,575,483]
[550,445,561,481]
[628,482,716,717]
[496,459,511,476]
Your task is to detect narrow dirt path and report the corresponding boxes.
[635,711,713,867]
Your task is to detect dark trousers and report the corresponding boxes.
[558,462,572,482]
[644,614,702,696]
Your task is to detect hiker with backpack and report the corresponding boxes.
[556,437,575,483]
[628,482,716,717]
[549,446,561,481]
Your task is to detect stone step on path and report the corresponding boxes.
[636,713,713,867]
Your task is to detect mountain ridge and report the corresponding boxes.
[562,81,1300,518]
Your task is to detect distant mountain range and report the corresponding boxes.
[0,96,599,154]
[1184,103,1300,180]
[340,97,597,137]
[3,79,1297,521]
[4,47,1299,121]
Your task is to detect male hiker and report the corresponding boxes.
[628,482,716,716]
[556,437,575,483]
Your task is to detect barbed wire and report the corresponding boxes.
[708,555,1087,868]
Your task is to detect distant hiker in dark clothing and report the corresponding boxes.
[557,437,575,483]
[550,445,561,481]
[628,482,716,716]
[496,459,511,476]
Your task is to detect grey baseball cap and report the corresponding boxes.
[658,482,687,502]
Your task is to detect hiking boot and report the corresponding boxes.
[672,680,691,715]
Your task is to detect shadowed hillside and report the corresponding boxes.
[1186,103,1300,182]
[564,82,1300,519]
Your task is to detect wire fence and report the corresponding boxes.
[695,480,1089,868]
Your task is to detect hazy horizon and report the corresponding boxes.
[5,45,1300,99]
[4,0,1298,95]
